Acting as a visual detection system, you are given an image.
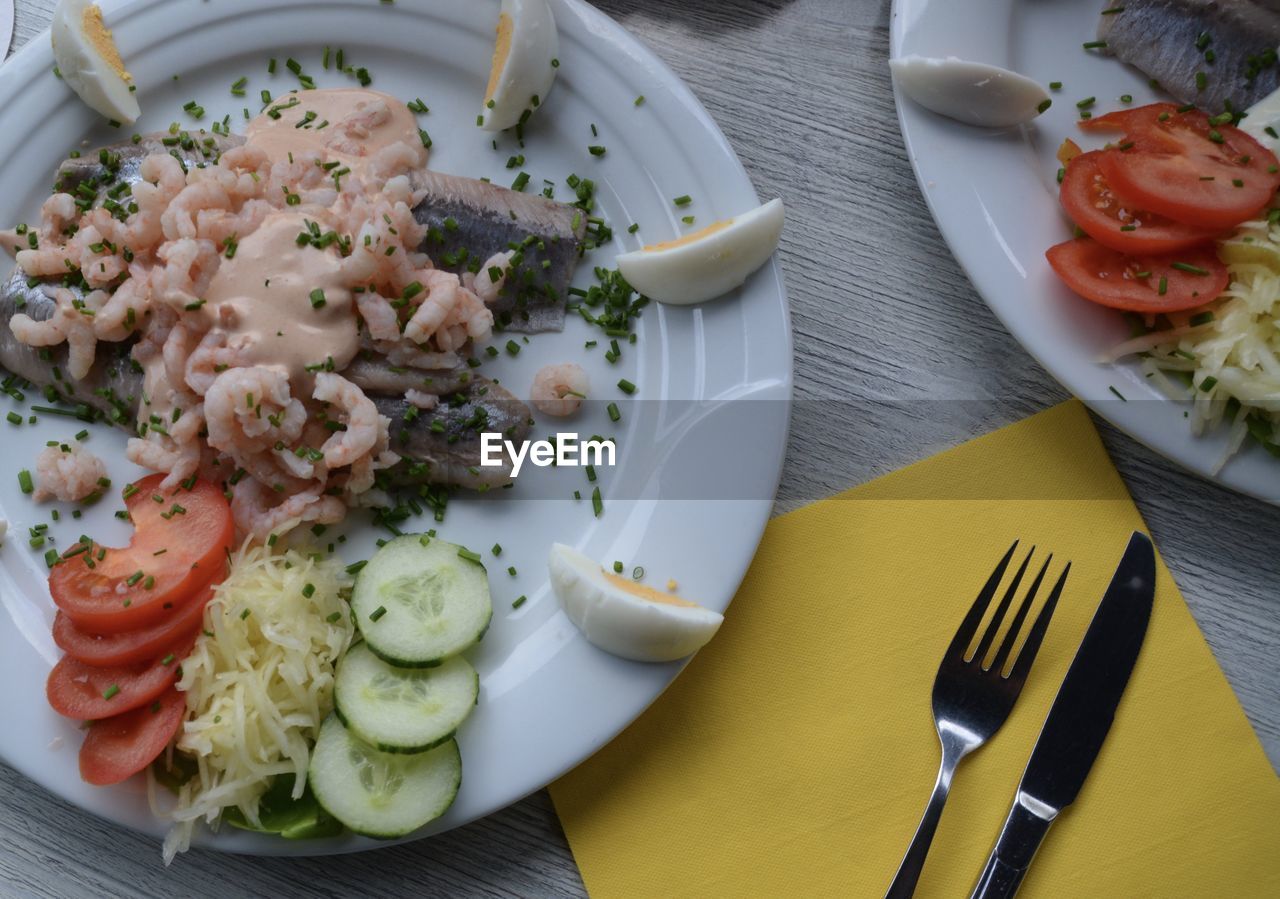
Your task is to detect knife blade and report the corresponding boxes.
[970,530,1156,899]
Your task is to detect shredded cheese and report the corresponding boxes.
[159,542,354,864]
[1109,218,1280,472]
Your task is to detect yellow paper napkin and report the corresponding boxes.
[549,402,1280,897]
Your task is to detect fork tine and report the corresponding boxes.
[1007,562,1071,684]
[943,540,1018,662]
[990,554,1051,674]
[970,547,1034,665]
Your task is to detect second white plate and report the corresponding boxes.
[891,0,1280,502]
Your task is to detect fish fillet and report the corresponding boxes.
[1098,0,1280,112]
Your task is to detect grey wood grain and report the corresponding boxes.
[2,0,1277,896]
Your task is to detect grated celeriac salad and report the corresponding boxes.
[1104,216,1280,472]
[153,542,354,863]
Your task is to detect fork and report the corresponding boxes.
[885,542,1070,899]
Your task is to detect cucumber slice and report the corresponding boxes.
[334,642,479,754]
[309,714,461,839]
[351,535,493,668]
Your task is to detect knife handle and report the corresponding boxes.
[969,792,1055,899]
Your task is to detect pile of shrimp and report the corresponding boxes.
[2,116,510,539]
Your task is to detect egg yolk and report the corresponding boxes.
[644,218,733,252]
[84,5,131,81]
[486,12,514,101]
[604,571,699,608]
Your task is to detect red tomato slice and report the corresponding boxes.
[51,475,232,634]
[1077,102,1183,136]
[52,582,213,668]
[46,634,193,720]
[1060,151,1224,253]
[1046,238,1229,313]
[79,687,186,786]
[1088,106,1280,229]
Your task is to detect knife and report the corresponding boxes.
[970,530,1156,899]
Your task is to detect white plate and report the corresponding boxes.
[0,0,791,854]
[891,0,1280,502]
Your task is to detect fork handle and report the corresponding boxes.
[969,793,1056,899]
[885,740,967,899]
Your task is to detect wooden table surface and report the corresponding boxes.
[2,1,1277,896]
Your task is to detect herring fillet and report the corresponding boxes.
[412,169,587,333]
[0,135,534,489]
[1098,0,1280,112]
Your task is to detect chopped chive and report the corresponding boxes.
[617,378,637,395]
[512,595,527,609]
[1200,376,1219,392]
[458,547,483,564]
[1171,262,1209,275]
[102,684,120,701]
[1037,98,1052,114]
[1082,41,1107,50]
[369,605,388,622]
[1158,276,1168,295]
[673,195,692,207]
[1109,386,1127,401]
[19,470,33,494]
[591,486,603,517]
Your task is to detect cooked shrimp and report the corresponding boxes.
[312,372,385,468]
[154,238,220,310]
[204,366,307,457]
[94,273,151,341]
[162,181,231,241]
[33,444,108,502]
[230,479,346,542]
[531,363,589,417]
[403,270,462,344]
[470,251,513,305]
[9,287,104,379]
[356,292,403,342]
[184,330,253,396]
[37,193,78,241]
[405,389,439,410]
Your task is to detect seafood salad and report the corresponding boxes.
[0,87,585,539]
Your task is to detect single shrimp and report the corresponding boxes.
[94,273,151,341]
[32,444,108,502]
[9,288,104,379]
[204,365,308,456]
[402,270,462,345]
[37,193,79,242]
[356,292,403,342]
[531,363,590,417]
[312,372,384,468]
[470,251,513,305]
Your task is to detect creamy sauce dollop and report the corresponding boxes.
[200,211,358,382]
[244,87,426,175]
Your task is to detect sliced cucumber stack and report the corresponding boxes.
[335,642,479,754]
[350,535,493,668]
[309,714,461,839]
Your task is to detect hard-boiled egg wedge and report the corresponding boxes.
[480,0,559,132]
[52,0,141,125]
[549,544,723,663]
[616,198,784,306]
[889,55,1049,129]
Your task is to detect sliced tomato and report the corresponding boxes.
[79,687,186,786]
[52,582,213,668]
[1046,238,1228,313]
[46,634,193,720]
[1077,102,1183,136]
[1088,105,1280,228]
[51,475,232,634]
[1061,151,1224,253]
